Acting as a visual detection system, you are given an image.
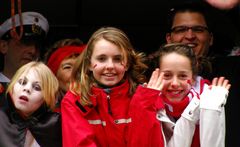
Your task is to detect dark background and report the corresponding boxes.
[1,0,240,56]
[1,0,240,147]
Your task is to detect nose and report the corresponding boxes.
[170,77,180,88]
[184,29,196,40]
[23,83,31,93]
[106,59,114,69]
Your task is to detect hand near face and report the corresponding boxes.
[146,68,164,91]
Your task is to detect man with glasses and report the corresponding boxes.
[165,1,216,81]
[166,2,213,59]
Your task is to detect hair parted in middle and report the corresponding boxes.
[70,26,148,106]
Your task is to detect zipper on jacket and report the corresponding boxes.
[106,95,112,115]
[104,88,113,115]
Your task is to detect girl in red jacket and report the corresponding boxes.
[61,27,165,147]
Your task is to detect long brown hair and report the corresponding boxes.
[70,27,147,106]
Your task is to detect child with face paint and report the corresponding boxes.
[148,43,230,147]
[0,61,62,147]
[61,27,166,147]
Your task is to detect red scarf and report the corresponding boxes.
[161,90,197,118]
[161,89,200,147]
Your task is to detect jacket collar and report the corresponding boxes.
[6,94,50,130]
[91,79,129,96]
[76,80,130,116]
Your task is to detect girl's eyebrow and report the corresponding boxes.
[115,55,123,57]
[33,81,41,84]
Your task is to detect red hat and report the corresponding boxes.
[47,45,86,75]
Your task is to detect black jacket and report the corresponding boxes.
[0,95,62,147]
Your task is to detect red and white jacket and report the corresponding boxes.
[157,76,227,147]
[61,80,165,147]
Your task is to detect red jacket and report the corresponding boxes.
[128,85,165,147]
[61,80,165,147]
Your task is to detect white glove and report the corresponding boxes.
[200,85,229,111]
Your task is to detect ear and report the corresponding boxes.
[166,33,172,43]
[0,40,8,54]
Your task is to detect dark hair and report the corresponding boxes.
[157,43,198,76]
[146,42,213,79]
[167,1,213,33]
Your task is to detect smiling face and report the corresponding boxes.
[89,39,128,87]
[166,11,213,57]
[160,52,194,102]
[11,68,44,117]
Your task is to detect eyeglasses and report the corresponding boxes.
[171,26,209,34]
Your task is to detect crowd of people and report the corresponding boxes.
[0,1,238,147]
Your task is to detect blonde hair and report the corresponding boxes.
[70,27,147,106]
[6,61,59,110]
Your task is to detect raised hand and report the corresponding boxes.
[146,68,165,91]
[211,77,231,90]
[200,76,231,111]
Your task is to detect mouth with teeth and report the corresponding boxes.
[103,73,116,79]
[167,90,184,97]
[186,43,197,48]
[104,73,115,76]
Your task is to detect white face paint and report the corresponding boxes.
[11,68,44,117]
